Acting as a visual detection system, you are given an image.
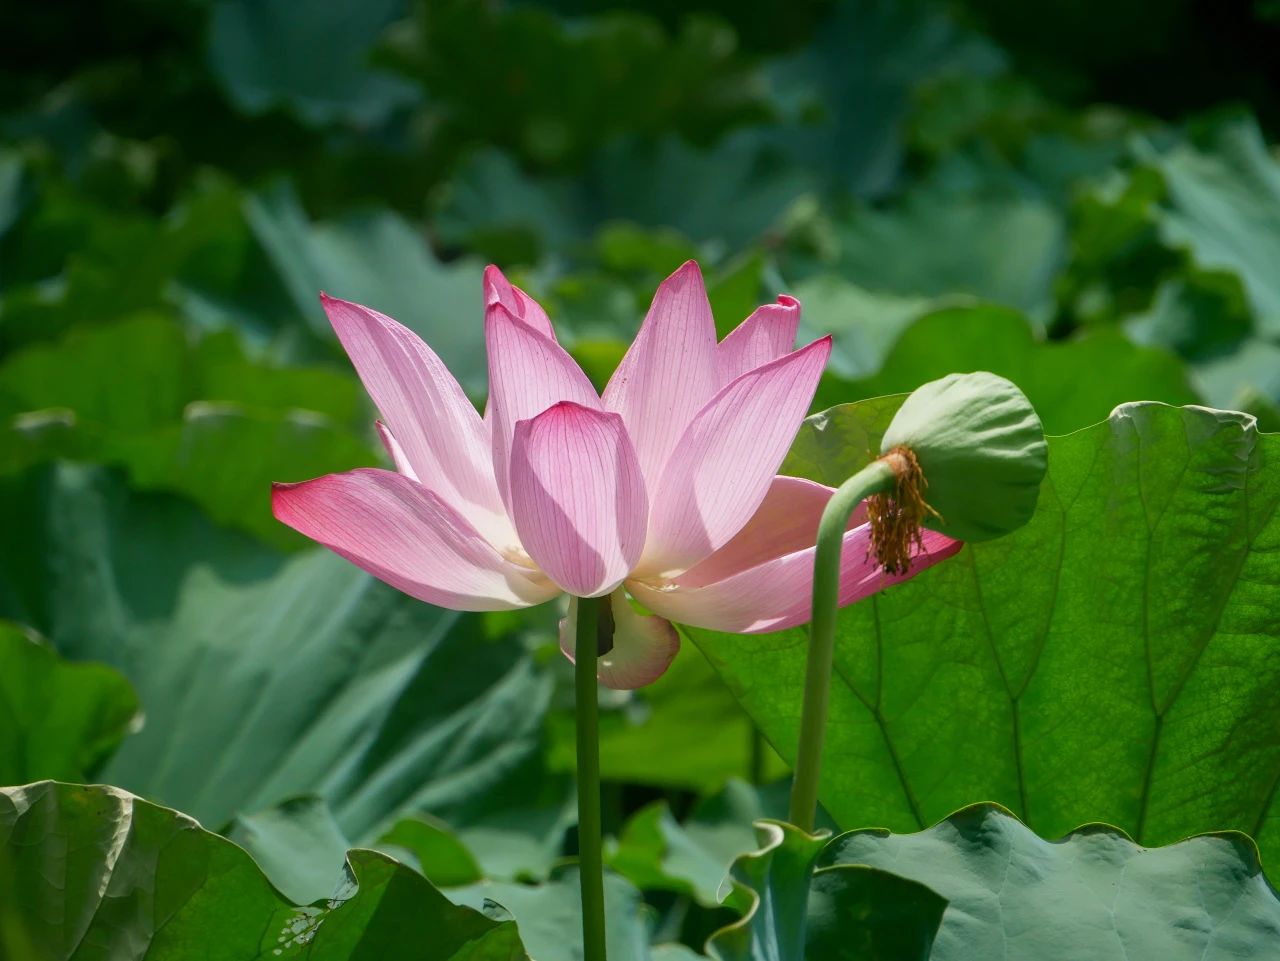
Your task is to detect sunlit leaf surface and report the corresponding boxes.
[690,401,1280,858]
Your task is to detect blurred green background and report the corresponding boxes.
[3,0,1280,936]
[5,0,1280,498]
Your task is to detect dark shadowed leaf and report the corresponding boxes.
[208,0,418,127]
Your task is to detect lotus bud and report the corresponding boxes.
[872,372,1048,572]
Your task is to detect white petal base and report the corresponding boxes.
[559,590,680,690]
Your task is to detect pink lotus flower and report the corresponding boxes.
[272,262,961,688]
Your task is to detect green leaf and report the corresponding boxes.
[803,864,947,961]
[813,304,1200,434]
[704,820,946,961]
[690,401,1280,862]
[767,0,1004,198]
[0,781,529,960]
[0,622,137,785]
[0,311,179,423]
[0,405,378,553]
[1123,273,1280,412]
[1123,271,1254,366]
[246,183,490,394]
[549,641,789,794]
[0,464,565,858]
[0,172,291,357]
[437,134,814,256]
[1144,116,1280,338]
[0,149,26,247]
[792,274,948,380]
[610,781,768,907]
[375,814,483,889]
[208,0,418,128]
[0,314,378,549]
[797,164,1065,324]
[706,822,827,961]
[236,785,572,905]
[823,803,1280,959]
[230,796,353,906]
[386,2,767,170]
[608,780,832,909]
[454,868,655,961]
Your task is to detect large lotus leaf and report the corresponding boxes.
[245,183,489,394]
[229,796,354,906]
[208,0,418,128]
[822,803,1280,959]
[704,820,945,961]
[0,464,567,859]
[0,622,137,786]
[0,781,529,961]
[813,303,1200,434]
[686,400,1280,863]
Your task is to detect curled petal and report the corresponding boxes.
[483,265,556,341]
[509,402,648,598]
[603,261,719,490]
[486,304,601,511]
[560,592,680,690]
[631,516,962,634]
[272,468,558,611]
[641,336,832,574]
[375,421,418,481]
[322,295,511,546]
[716,295,801,388]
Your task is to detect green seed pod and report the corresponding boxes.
[879,371,1047,543]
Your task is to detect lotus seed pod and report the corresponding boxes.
[880,371,1048,543]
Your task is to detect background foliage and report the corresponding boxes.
[2,0,1279,957]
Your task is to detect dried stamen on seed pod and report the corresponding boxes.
[867,446,942,574]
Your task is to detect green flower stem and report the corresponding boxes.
[789,459,897,832]
[575,593,608,961]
